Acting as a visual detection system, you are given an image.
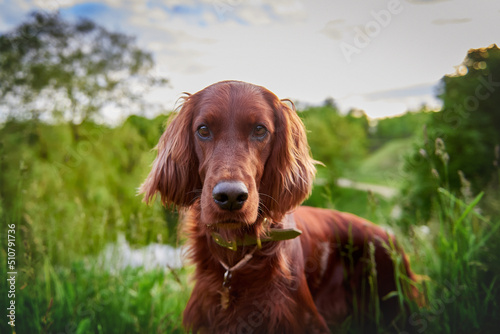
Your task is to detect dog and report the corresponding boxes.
[141,80,422,333]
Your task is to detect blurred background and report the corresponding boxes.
[0,1,499,333]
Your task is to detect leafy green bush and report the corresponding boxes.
[0,116,173,266]
[301,105,368,181]
[402,45,500,222]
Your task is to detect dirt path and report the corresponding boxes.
[336,178,398,199]
[336,178,403,218]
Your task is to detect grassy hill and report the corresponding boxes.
[347,137,415,187]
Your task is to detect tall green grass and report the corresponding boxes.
[1,120,499,334]
[1,257,191,333]
[310,138,500,333]
[399,187,500,333]
[394,138,500,334]
[1,118,190,334]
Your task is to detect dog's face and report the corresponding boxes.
[191,83,275,227]
[141,81,316,228]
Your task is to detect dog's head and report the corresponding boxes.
[140,81,316,228]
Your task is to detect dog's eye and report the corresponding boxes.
[197,125,211,139]
[252,125,268,139]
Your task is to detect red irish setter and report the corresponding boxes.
[141,81,422,333]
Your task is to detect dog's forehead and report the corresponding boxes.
[195,82,274,125]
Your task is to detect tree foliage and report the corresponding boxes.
[0,116,171,265]
[371,110,431,151]
[402,45,500,222]
[301,105,367,179]
[0,12,171,265]
[0,11,167,124]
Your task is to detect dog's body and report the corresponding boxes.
[141,81,421,333]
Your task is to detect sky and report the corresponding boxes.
[1,0,499,121]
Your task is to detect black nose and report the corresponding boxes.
[212,181,249,211]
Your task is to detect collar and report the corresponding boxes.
[210,218,302,251]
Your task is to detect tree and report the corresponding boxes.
[0,11,167,127]
[370,109,431,151]
[402,45,500,222]
[300,105,367,178]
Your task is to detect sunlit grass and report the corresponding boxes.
[1,255,191,334]
[1,118,499,334]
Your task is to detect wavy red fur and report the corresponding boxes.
[140,81,422,333]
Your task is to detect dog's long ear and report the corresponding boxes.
[140,95,201,207]
[259,92,317,221]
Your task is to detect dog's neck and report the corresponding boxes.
[205,217,272,268]
[183,208,299,268]
[183,208,302,313]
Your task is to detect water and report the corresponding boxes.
[97,234,184,272]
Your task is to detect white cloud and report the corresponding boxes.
[1,0,499,119]
[321,19,346,40]
[432,18,471,25]
[406,0,451,4]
